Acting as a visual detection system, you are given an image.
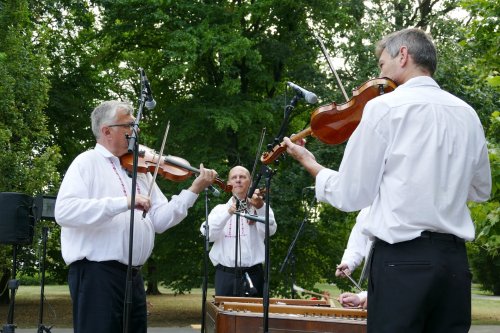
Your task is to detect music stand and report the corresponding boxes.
[0,192,36,333]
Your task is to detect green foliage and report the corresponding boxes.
[468,243,500,295]
[0,0,61,302]
[459,0,500,87]
[469,111,500,257]
[1,0,496,296]
[455,0,500,294]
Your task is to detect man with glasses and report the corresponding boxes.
[55,100,218,333]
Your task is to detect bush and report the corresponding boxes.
[469,243,500,295]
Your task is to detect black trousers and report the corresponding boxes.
[68,259,147,333]
[215,264,264,297]
[367,232,471,333]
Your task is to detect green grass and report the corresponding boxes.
[1,284,499,328]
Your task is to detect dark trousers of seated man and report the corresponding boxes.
[368,233,471,333]
[68,259,147,333]
[215,264,264,297]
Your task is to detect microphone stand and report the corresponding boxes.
[279,191,316,298]
[123,68,147,333]
[254,92,303,332]
[269,94,300,149]
[200,188,210,333]
[261,166,274,333]
[241,90,299,332]
[233,199,242,296]
[37,227,53,333]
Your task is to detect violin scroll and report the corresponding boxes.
[260,128,312,165]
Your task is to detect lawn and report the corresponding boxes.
[0,284,499,328]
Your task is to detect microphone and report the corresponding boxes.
[287,82,318,104]
[244,272,258,296]
[141,69,157,110]
[234,211,266,223]
[208,185,220,197]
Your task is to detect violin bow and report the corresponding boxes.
[245,127,267,203]
[143,121,170,218]
[313,32,350,103]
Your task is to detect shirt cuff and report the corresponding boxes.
[113,197,129,214]
[315,168,337,202]
[179,189,198,207]
[357,290,367,300]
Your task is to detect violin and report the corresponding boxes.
[310,77,397,144]
[120,145,233,193]
[260,77,396,165]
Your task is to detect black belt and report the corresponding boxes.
[216,264,262,274]
[419,231,464,243]
[375,231,465,245]
[77,258,142,275]
[100,260,142,274]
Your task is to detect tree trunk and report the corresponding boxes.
[145,258,161,295]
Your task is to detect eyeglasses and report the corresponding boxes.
[107,122,135,130]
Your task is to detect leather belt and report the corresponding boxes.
[77,258,142,275]
[419,231,464,243]
[216,264,262,274]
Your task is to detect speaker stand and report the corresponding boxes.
[37,227,52,333]
[2,245,20,333]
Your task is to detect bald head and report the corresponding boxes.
[228,166,251,199]
[229,166,250,178]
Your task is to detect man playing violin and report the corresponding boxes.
[200,165,277,297]
[284,28,491,332]
[55,100,218,333]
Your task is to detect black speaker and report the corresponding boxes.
[0,192,35,245]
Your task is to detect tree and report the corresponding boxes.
[10,0,497,297]
[0,0,61,304]
[456,0,500,295]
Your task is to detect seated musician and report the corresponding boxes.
[200,165,277,297]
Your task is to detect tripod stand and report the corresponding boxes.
[37,226,52,333]
[2,246,20,333]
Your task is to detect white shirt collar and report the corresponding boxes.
[398,76,439,89]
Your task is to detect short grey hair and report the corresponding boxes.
[376,28,437,76]
[91,101,134,139]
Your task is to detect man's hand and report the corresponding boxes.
[338,292,362,308]
[129,194,151,212]
[228,200,237,215]
[283,137,325,177]
[335,263,352,277]
[248,188,265,209]
[189,164,218,194]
